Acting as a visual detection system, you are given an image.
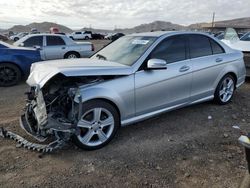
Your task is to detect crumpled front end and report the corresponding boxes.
[20,82,78,143]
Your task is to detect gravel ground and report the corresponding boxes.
[0,41,249,187]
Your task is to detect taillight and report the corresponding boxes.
[91,44,95,51]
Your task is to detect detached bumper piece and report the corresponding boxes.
[0,124,66,153]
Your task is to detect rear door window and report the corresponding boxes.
[188,35,212,58]
[46,36,65,46]
[23,36,43,47]
[150,35,187,63]
[209,39,225,54]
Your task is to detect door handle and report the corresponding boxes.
[179,65,190,72]
[215,58,223,62]
[62,47,66,49]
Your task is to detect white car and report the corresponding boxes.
[9,32,29,41]
[222,28,250,76]
[68,31,92,40]
[14,34,94,60]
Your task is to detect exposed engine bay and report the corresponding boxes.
[0,74,115,153]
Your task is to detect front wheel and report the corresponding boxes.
[72,100,120,150]
[214,74,236,105]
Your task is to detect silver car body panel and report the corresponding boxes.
[27,31,246,127]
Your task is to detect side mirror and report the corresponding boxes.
[147,59,167,70]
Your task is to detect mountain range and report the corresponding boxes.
[1,17,250,34]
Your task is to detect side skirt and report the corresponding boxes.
[121,95,214,127]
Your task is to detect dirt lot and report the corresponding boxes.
[0,40,250,187]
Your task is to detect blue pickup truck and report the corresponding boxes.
[0,41,41,86]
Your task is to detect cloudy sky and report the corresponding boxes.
[0,0,249,29]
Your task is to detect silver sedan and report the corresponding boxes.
[22,31,246,150]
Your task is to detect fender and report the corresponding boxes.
[212,58,244,90]
[74,75,135,122]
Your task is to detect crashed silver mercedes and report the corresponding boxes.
[17,31,245,151]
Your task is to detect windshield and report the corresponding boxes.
[224,28,240,41]
[91,36,156,66]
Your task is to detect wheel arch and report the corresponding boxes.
[227,72,237,87]
[213,65,239,90]
[82,98,121,125]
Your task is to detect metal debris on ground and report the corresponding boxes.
[0,127,66,153]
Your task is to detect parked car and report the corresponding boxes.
[110,33,125,41]
[68,31,92,40]
[91,33,105,40]
[9,32,29,41]
[13,34,94,60]
[222,28,250,76]
[0,41,41,86]
[20,31,245,150]
[104,33,114,40]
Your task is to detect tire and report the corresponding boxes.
[14,37,19,41]
[64,52,80,59]
[85,36,90,40]
[214,74,236,105]
[72,100,120,150]
[0,63,22,87]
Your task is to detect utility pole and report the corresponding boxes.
[211,12,215,33]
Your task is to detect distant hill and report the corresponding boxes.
[215,17,250,26]
[81,21,186,34]
[6,22,73,33]
[115,21,186,34]
[188,17,250,29]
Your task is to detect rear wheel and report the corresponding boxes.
[0,63,21,86]
[214,74,235,105]
[64,52,80,59]
[72,100,119,150]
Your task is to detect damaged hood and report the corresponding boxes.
[27,58,133,88]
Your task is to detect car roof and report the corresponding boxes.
[26,33,64,37]
[128,31,212,38]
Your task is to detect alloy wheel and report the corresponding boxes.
[219,77,235,103]
[77,107,115,147]
[67,54,77,59]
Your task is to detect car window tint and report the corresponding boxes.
[150,36,186,63]
[210,39,224,54]
[241,33,250,41]
[189,35,212,58]
[75,32,81,34]
[46,36,65,46]
[23,36,43,47]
